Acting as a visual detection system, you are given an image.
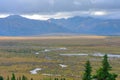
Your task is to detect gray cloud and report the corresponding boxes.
[0,0,119,14]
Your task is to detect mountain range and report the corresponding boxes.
[0,15,120,36]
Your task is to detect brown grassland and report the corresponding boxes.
[0,35,119,80]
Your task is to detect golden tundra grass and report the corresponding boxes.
[0,35,106,40]
[0,36,119,80]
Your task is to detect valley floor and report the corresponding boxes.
[0,36,119,80]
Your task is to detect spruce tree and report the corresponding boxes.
[93,54,117,80]
[11,73,16,80]
[18,77,21,80]
[61,78,65,80]
[82,60,92,80]
[0,76,4,80]
[7,76,9,80]
[30,78,33,80]
[54,78,59,80]
[22,75,27,80]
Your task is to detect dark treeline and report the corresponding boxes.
[0,54,118,80]
[83,54,117,80]
[0,74,66,80]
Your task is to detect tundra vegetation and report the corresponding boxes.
[0,36,119,80]
[0,54,117,80]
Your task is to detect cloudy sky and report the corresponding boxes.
[0,0,119,20]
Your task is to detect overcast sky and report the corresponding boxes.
[0,0,119,20]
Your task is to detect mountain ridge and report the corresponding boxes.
[0,15,71,36]
[0,15,120,36]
